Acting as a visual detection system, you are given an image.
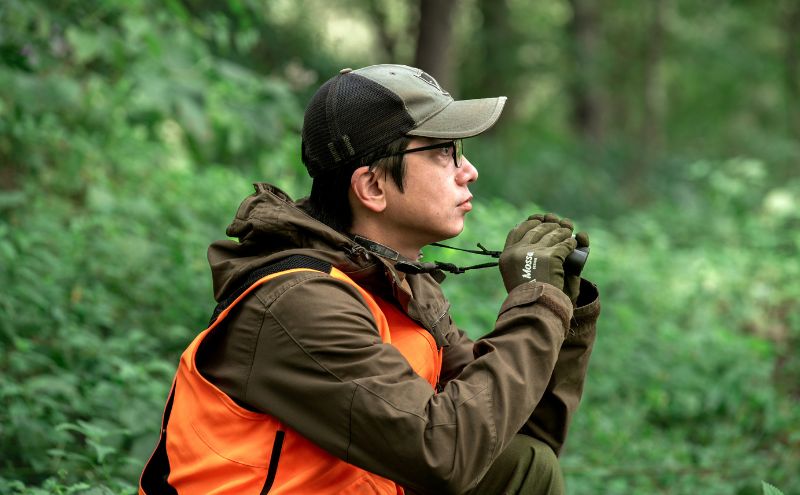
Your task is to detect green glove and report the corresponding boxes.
[499,213,577,293]
[563,231,589,305]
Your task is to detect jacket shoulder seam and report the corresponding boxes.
[351,381,428,423]
[259,273,379,385]
[242,307,270,403]
[351,379,490,428]
[242,271,359,404]
[345,385,358,462]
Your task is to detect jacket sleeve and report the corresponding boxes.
[521,278,601,455]
[438,326,475,387]
[224,271,574,495]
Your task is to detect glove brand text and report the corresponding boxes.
[522,251,537,281]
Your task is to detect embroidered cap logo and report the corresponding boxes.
[415,70,450,96]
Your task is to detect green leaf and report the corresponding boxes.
[762,481,785,495]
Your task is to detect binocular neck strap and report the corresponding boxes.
[351,236,499,276]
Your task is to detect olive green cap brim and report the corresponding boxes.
[406,96,507,139]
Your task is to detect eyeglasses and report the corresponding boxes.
[377,140,464,169]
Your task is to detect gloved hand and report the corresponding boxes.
[499,213,577,293]
[528,214,590,304]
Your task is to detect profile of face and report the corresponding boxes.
[380,138,478,252]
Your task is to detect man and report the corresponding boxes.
[140,64,600,494]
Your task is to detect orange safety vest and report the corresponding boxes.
[140,261,443,495]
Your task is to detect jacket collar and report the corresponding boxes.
[208,182,450,347]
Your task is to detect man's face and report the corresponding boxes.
[381,137,479,251]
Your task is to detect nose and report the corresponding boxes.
[457,155,478,185]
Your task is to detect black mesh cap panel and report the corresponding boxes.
[302,73,415,177]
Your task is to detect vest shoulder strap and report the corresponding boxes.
[209,255,332,324]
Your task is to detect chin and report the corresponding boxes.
[442,224,465,240]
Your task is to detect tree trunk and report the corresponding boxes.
[782,0,800,140]
[626,0,667,204]
[414,0,458,93]
[641,0,667,162]
[567,0,605,146]
[474,0,513,100]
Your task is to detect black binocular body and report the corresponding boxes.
[564,246,590,276]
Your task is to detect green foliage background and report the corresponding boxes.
[1,1,798,494]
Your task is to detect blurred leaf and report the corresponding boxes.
[762,481,785,495]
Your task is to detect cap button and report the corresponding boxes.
[339,68,353,74]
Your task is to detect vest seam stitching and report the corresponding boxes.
[188,420,274,468]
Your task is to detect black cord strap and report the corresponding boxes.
[351,236,503,276]
[432,261,499,274]
[430,242,501,258]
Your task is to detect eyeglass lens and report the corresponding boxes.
[454,140,463,168]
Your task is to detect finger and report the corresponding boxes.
[537,226,574,247]
[543,212,561,223]
[575,231,590,248]
[505,219,542,247]
[529,213,566,225]
[552,237,578,260]
[528,213,546,222]
[519,222,559,245]
[503,228,516,250]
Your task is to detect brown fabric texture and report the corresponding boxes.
[197,183,601,494]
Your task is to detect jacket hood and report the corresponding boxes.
[208,183,386,302]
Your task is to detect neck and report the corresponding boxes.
[349,227,422,261]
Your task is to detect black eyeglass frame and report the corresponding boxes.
[373,140,463,169]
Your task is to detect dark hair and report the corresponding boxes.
[302,135,412,233]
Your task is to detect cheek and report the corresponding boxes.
[420,171,454,196]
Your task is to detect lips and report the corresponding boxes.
[458,196,473,210]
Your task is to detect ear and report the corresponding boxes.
[350,166,387,213]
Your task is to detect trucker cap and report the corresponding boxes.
[301,64,506,177]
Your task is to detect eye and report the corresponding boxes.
[439,144,452,156]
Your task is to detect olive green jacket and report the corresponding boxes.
[198,183,601,494]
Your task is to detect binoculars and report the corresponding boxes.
[564,245,590,276]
